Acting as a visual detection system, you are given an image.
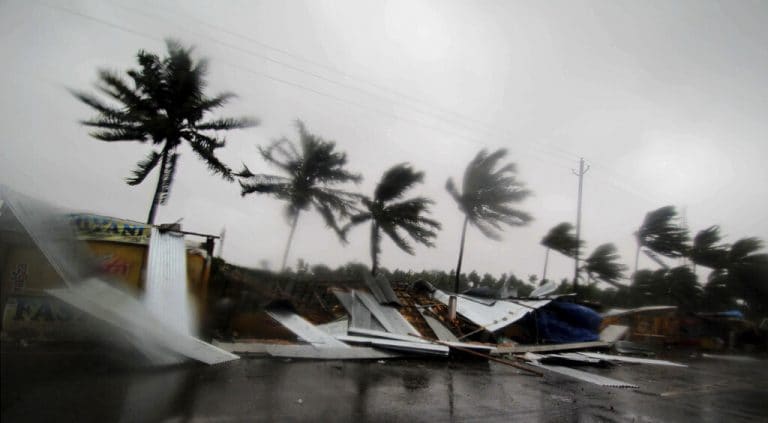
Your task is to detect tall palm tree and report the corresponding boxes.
[446,149,532,296]
[540,222,582,282]
[237,120,361,271]
[72,39,257,224]
[582,243,628,288]
[634,206,690,277]
[343,164,441,276]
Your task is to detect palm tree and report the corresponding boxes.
[237,120,361,271]
[72,39,257,224]
[540,222,582,283]
[446,149,532,297]
[582,243,628,288]
[634,206,690,277]
[343,164,441,276]
[690,225,730,271]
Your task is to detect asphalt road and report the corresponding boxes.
[2,345,767,422]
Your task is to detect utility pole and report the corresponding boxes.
[572,157,590,290]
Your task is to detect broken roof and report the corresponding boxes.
[431,289,550,333]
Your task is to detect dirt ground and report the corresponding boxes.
[2,344,767,422]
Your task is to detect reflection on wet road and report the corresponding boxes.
[2,348,767,422]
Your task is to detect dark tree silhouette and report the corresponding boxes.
[690,225,730,270]
[540,222,582,282]
[446,149,532,294]
[72,39,257,224]
[343,164,440,276]
[582,243,628,288]
[634,206,690,276]
[237,120,361,270]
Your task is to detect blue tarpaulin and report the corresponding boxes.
[534,301,602,344]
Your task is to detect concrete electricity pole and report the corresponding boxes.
[572,157,590,290]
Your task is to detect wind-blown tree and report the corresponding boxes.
[446,149,532,295]
[690,225,730,271]
[634,206,690,277]
[726,237,768,316]
[582,243,628,288]
[342,164,440,276]
[237,120,361,271]
[540,222,582,283]
[72,39,257,224]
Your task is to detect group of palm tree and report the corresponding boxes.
[539,205,767,315]
[72,40,534,284]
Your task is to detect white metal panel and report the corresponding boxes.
[337,335,449,356]
[529,362,638,388]
[578,352,687,367]
[354,290,420,336]
[145,228,192,336]
[432,289,550,332]
[49,279,239,365]
[266,309,348,348]
[418,310,458,342]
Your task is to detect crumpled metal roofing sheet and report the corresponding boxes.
[213,342,398,359]
[418,310,458,342]
[145,228,192,336]
[266,309,349,348]
[432,289,550,333]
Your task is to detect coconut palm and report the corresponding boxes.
[446,149,532,294]
[633,206,690,277]
[582,243,628,288]
[342,164,441,276]
[540,222,582,282]
[237,120,361,271]
[690,225,730,270]
[72,39,257,224]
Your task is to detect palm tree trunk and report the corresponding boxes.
[370,222,379,276]
[542,248,550,283]
[453,217,470,294]
[633,241,641,282]
[146,149,169,225]
[281,213,300,271]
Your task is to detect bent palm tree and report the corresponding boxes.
[72,39,257,224]
[583,243,628,288]
[634,206,690,277]
[541,222,582,282]
[446,149,532,295]
[343,164,441,276]
[237,120,361,270]
[690,225,730,270]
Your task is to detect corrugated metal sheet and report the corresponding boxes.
[49,279,239,365]
[364,273,402,305]
[337,335,449,356]
[418,310,458,342]
[432,289,550,333]
[266,309,348,348]
[578,352,687,367]
[145,228,192,336]
[213,342,398,359]
[529,362,638,388]
[354,290,419,336]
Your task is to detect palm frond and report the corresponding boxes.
[637,206,690,258]
[196,117,259,131]
[374,163,424,202]
[189,135,233,181]
[542,222,582,258]
[126,150,162,186]
[584,243,627,286]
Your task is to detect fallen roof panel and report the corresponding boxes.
[432,289,550,333]
[354,290,420,336]
[494,341,611,354]
[529,362,638,388]
[418,311,458,342]
[337,335,449,356]
[213,341,399,359]
[266,309,349,348]
[364,274,402,306]
[578,352,687,367]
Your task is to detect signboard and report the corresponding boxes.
[69,213,151,245]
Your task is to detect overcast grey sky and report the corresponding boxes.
[1,0,766,284]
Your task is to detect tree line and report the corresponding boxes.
[73,40,766,318]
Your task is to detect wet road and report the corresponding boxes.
[2,346,767,422]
